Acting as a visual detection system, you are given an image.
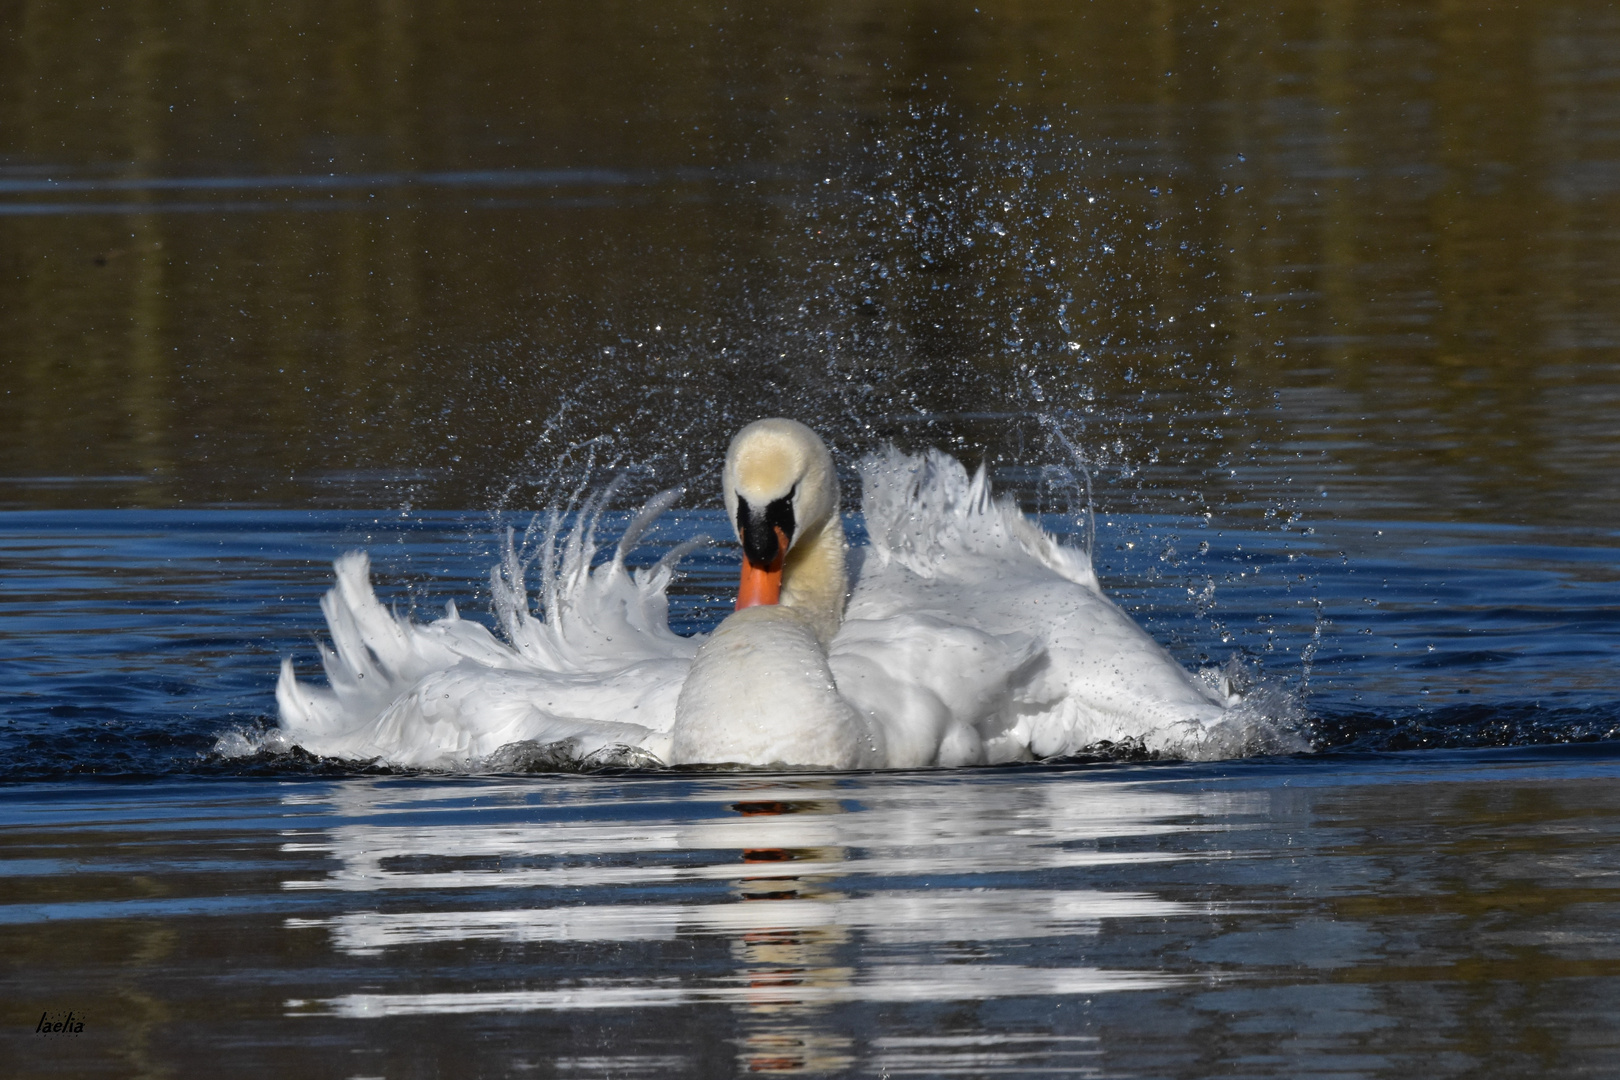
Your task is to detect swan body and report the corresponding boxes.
[666,419,873,766]
[274,420,1243,770]
[672,605,877,768]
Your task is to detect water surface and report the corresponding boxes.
[2,509,1616,779]
[5,0,1620,1075]
[4,0,1620,526]
[7,749,1620,1077]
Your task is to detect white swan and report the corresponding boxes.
[670,419,877,768]
[273,419,1242,770]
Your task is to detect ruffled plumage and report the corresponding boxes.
[275,443,1252,770]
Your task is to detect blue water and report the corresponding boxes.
[5,747,1620,1076]
[1,509,1615,779]
[5,510,1620,1077]
[0,508,1613,777]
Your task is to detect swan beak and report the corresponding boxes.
[736,525,789,609]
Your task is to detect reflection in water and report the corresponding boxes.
[282,775,1218,1072]
[6,755,1620,1074]
[725,800,853,1074]
[871,1033,1105,1077]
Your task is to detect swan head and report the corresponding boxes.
[722,418,840,610]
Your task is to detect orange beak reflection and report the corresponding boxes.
[736,525,789,610]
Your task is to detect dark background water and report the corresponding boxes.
[4,0,1619,526]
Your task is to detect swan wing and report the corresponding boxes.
[829,611,1041,767]
[846,447,1230,761]
[277,498,701,767]
[275,551,531,737]
[284,661,683,768]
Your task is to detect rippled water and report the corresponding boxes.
[6,749,1620,1076]
[2,509,1617,779]
[3,508,1618,1075]
[6,1,1620,527]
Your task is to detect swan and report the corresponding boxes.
[273,419,1241,770]
[669,419,876,768]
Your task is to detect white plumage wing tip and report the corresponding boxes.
[858,446,1098,592]
[273,499,698,768]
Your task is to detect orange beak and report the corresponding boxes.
[735,525,789,609]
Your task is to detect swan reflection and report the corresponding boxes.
[284,772,1237,1072]
[721,797,853,1073]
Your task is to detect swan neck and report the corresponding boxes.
[780,512,847,648]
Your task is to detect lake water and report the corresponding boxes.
[5,0,1620,1076]
[6,748,1620,1077]
[3,509,1618,1077]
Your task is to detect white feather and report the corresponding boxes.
[274,436,1263,770]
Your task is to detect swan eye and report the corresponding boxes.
[735,494,796,568]
[766,492,796,544]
